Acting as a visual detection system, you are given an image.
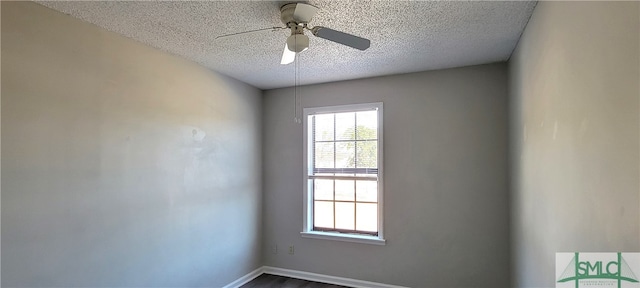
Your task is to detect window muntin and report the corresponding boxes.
[304,103,383,239]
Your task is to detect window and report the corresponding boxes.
[301,102,385,245]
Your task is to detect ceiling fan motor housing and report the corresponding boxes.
[280,3,301,25]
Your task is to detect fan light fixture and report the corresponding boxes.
[286,34,309,52]
[281,33,308,64]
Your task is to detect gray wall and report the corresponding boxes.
[509,2,640,287]
[262,63,510,287]
[1,2,262,287]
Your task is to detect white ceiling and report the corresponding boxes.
[37,1,536,90]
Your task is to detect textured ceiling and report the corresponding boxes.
[37,1,536,90]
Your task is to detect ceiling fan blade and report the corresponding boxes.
[281,43,296,65]
[312,26,370,51]
[293,3,318,23]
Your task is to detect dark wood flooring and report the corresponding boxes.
[240,274,351,288]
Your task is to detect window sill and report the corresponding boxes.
[300,231,386,245]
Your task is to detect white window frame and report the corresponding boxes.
[300,102,385,245]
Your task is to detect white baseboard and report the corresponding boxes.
[222,267,264,288]
[261,266,408,288]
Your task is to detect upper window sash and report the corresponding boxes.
[307,103,382,178]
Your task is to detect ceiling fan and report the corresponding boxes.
[215,2,371,65]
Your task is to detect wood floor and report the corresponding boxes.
[240,274,351,288]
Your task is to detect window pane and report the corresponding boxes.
[356,111,377,140]
[314,114,334,141]
[335,142,355,169]
[356,141,377,169]
[335,180,354,201]
[314,201,334,229]
[314,179,333,200]
[335,112,355,141]
[314,142,334,168]
[356,180,377,202]
[356,203,377,232]
[335,202,355,230]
